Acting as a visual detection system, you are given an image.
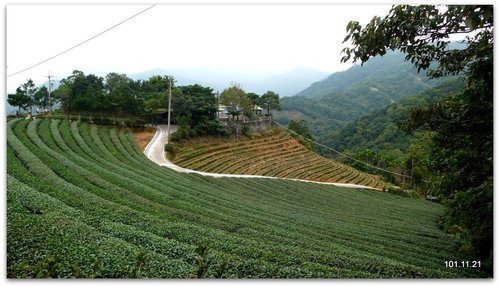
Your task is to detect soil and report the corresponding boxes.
[133,129,156,151]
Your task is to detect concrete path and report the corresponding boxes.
[144,125,380,190]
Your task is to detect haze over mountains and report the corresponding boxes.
[129,67,329,97]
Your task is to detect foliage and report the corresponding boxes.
[324,79,463,191]
[170,120,229,142]
[241,124,251,137]
[341,4,493,275]
[173,84,221,136]
[276,51,455,142]
[287,120,315,151]
[246,92,260,108]
[8,86,31,113]
[34,255,62,278]
[330,78,463,153]
[190,243,212,279]
[129,250,148,278]
[49,71,225,135]
[21,79,37,114]
[341,5,492,78]
[259,91,280,115]
[33,86,50,112]
[165,143,176,160]
[220,83,251,120]
[105,72,143,115]
[164,143,175,153]
[8,79,58,115]
[6,118,489,278]
[52,81,71,118]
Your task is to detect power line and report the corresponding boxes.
[7,5,156,78]
[272,120,412,178]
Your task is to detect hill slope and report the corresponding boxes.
[295,52,437,99]
[329,78,465,153]
[275,51,455,141]
[171,128,385,189]
[7,118,487,278]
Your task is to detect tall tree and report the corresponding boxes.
[341,5,493,274]
[140,75,175,116]
[34,86,49,112]
[105,72,141,115]
[259,91,280,115]
[7,87,31,113]
[220,83,251,121]
[54,70,84,118]
[177,84,217,125]
[246,92,260,114]
[53,82,72,120]
[20,79,37,114]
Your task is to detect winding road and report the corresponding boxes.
[144,125,380,190]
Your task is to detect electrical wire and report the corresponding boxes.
[272,120,412,178]
[7,5,156,78]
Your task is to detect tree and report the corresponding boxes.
[34,86,49,112]
[246,92,260,114]
[54,70,83,118]
[53,82,71,120]
[220,83,251,121]
[341,5,493,274]
[105,72,142,115]
[20,79,37,114]
[7,87,31,113]
[288,119,315,151]
[140,75,175,116]
[54,70,107,115]
[259,91,280,115]
[179,84,217,124]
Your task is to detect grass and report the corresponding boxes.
[6,118,488,278]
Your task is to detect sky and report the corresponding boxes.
[5,3,392,93]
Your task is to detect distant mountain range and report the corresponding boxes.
[130,67,328,97]
[294,52,439,99]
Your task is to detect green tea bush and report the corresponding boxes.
[6,119,488,278]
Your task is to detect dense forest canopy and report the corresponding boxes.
[8,70,281,140]
[341,5,493,274]
[275,50,458,141]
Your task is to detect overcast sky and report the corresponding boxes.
[6,4,392,92]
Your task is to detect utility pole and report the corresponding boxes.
[46,73,53,115]
[216,91,220,119]
[167,77,172,141]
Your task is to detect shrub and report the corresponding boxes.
[387,186,405,197]
[170,127,191,142]
[406,190,421,199]
[165,143,176,160]
[165,143,175,153]
[241,125,251,137]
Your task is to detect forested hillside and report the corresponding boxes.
[328,78,464,155]
[275,51,456,141]
[295,52,437,99]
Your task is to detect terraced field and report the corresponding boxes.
[7,118,487,278]
[172,128,385,189]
